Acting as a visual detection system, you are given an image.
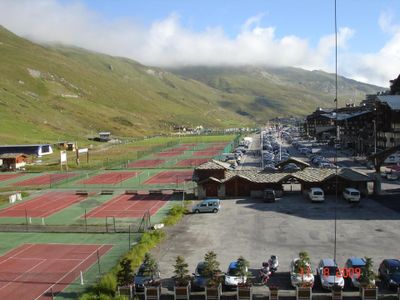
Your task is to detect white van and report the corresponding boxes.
[308,187,325,202]
[342,188,360,202]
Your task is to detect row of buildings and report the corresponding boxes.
[304,94,400,156]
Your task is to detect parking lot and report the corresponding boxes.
[154,194,400,293]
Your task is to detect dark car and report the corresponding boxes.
[133,263,161,292]
[192,261,209,290]
[264,189,276,202]
[379,259,400,289]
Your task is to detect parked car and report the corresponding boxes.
[378,259,400,289]
[224,261,248,289]
[308,187,325,202]
[316,258,344,290]
[192,261,208,290]
[192,198,221,213]
[134,262,161,291]
[289,258,315,288]
[342,188,361,203]
[264,189,276,202]
[344,257,370,288]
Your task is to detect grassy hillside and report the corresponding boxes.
[0,26,385,144]
[169,66,385,118]
[0,26,250,144]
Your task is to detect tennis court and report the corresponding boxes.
[0,173,23,182]
[156,151,184,157]
[85,194,171,218]
[127,159,165,168]
[79,171,139,185]
[12,173,77,187]
[193,149,221,156]
[0,243,112,300]
[144,170,193,185]
[0,192,87,218]
[175,158,210,167]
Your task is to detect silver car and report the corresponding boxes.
[192,198,221,213]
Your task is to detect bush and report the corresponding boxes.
[96,274,117,296]
[163,205,188,225]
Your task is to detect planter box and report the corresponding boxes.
[360,286,378,300]
[205,284,222,300]
[174,284,191,300]
[269,289,279,300]
[117,285,133,299]
[296,286,312,300]
[237,285,252,300]
[331,288,342,300]
[144,285,161,300]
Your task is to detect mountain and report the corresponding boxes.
[168,66,385,118]
[0,26,385,143]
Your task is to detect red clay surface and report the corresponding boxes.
[128,159,165,168]
[193,150,221,156]
[79,171,139,185]
[144,170,193,184]
[0,243,112,300]
[156,151,184,157]
[175,158,210,167]
[85,194,171,218]
[12,173,76,187]
[0,192,86,218]
[180,143,199,146]
[0,173,23,182]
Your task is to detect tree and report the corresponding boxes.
[390,74,400,95]
[295,251,311,287]
[236,256,250,285]
[173,256,190,286]
[143,253,159,281]
[116,257,134,286]
[359,257,375,287]
[204,251,221,286]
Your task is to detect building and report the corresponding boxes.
[375,95,400,150]
[194,160,371,198]
[0,153,28,171]
[0,144,53,156]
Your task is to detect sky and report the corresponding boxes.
[0,0,399,87]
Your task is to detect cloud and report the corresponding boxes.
[0,0,397,87]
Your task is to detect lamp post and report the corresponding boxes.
[372,120,377,154]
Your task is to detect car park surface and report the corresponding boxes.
[155,193,400,293]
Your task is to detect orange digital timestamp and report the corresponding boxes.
[322,267,361,278]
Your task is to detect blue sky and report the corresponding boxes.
[1,0,400,86]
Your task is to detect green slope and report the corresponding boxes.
[0,26,385,144]
[0,26,250,143]
[168,66,385,119]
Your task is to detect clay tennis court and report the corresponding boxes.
[79,171,138,185]
[175,158,210,167]
[0,243,112,300]
[0,173,23,182]
[0,192,86,218]
[156,151,184,157]
[12,173,76,187]
[85,194,171,218]
[144,170,193,184]
[127,159,165,168]
[193,150,221,156]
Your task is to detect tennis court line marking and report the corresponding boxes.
[0,244,36,266]
[36,244,108,300]
[0,258,47,291]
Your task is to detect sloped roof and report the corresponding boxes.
[0,153,28,159]
[337,168,371,182]
[377,95,400,110]
[275,157,310,168]
[291,168,335,183]
[223,170,292,183]
[195,159,231,170]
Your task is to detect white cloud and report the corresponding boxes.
[0,0,398,87]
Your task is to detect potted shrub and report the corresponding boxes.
[204,251,222,300]
[235,256,252,300]
[295,252,312,300]
[142,253,161,300]
[173,256,191,300]
[359,257,377,300]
